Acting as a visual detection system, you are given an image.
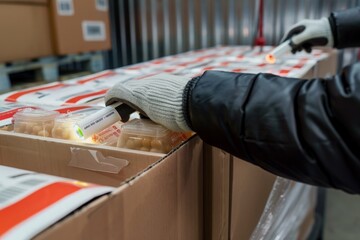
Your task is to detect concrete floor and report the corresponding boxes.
[324,189,360,240]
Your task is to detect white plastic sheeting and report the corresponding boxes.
[250,177,317,240]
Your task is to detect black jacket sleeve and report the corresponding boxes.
[185,65,360,194]
[329,7,360,49]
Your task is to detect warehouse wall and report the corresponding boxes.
[108,0,360,68]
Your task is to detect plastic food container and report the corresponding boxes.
[52,114,87,140]
[117,119,188,153]
[13,109,60,137]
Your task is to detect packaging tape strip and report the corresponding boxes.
[69,147,129,174]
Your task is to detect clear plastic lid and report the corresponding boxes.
[52,113,90,140]
[54,113,86,124]
[120,119,170,138]
[118,119,189,153]
[13,108,60,122]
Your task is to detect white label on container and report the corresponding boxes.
[82,21,106,41]
[56,0,74,16]
[96,0,108,11]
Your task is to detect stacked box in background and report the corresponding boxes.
[50,0,111,55]
[0,0,52,63]
[0,0,111,63]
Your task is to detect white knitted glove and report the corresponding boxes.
[105,73,192,132]
[281,18,334,53]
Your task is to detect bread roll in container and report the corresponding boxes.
[117,119,188,153]
[13,109,60,137]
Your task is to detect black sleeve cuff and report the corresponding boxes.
[330,7,360,49]
[182,76,201,131]
[328,15,338,48]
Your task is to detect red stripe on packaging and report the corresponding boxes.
[77,71,116,84]
[150,59,167,64]
[54,106,91,114]
[280,69,290,74]
[257,63,267,67]
[5,83,66,102]
[292,64,304,69]
[0,182,82,236]
[232,68,246,73]
[64,89,108,104]
[0,107,37,121]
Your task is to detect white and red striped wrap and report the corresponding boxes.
[0,102,103,127]
[0,166,114,240]
[0,45,329,115]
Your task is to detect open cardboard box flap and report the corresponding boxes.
[0,131,203,240]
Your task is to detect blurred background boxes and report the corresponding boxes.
[50,0,111,55]
[0,0,52,63]
[0,0,111,63]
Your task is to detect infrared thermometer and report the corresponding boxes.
[265,40,292,64]
[74,103,134,139]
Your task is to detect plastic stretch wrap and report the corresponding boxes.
[250,177,317,240]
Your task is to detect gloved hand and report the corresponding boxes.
[281,18,334,53]
[105,73,192,132]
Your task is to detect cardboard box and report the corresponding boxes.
[315,48,338,78]
[203,145,277,240]
[0,46,336,238]
[298,48,338,79]
[0,0,111,63]
[203,145,231,240]
[50,0,111,55]
[0,0,47,4]
[0,132,203,239]
[229,157,277,239]
[0,1,53,63]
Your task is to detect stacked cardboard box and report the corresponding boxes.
[0,0,52,63]
[0,132,203,239]
[0,46,336,239]
[49,0,111,55]
[0,0,111,63]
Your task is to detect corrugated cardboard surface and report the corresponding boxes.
[204,147,277,240]
[0,132,203,240]
[34,195,110,240]
[300,48,338,80]
[0,131,161,186]
[50,0,111,55]
[0,3,53,63]
[203,144,230,240]
[230,157,276,240]
[106,137,203,240]
[315,48,338,78]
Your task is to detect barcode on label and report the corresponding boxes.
[0,179,46,204]
[0,187,26,204]
[82,21,106,41]
[96,0,108,11]
[20,179,46,187]
[57,0,74,16]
